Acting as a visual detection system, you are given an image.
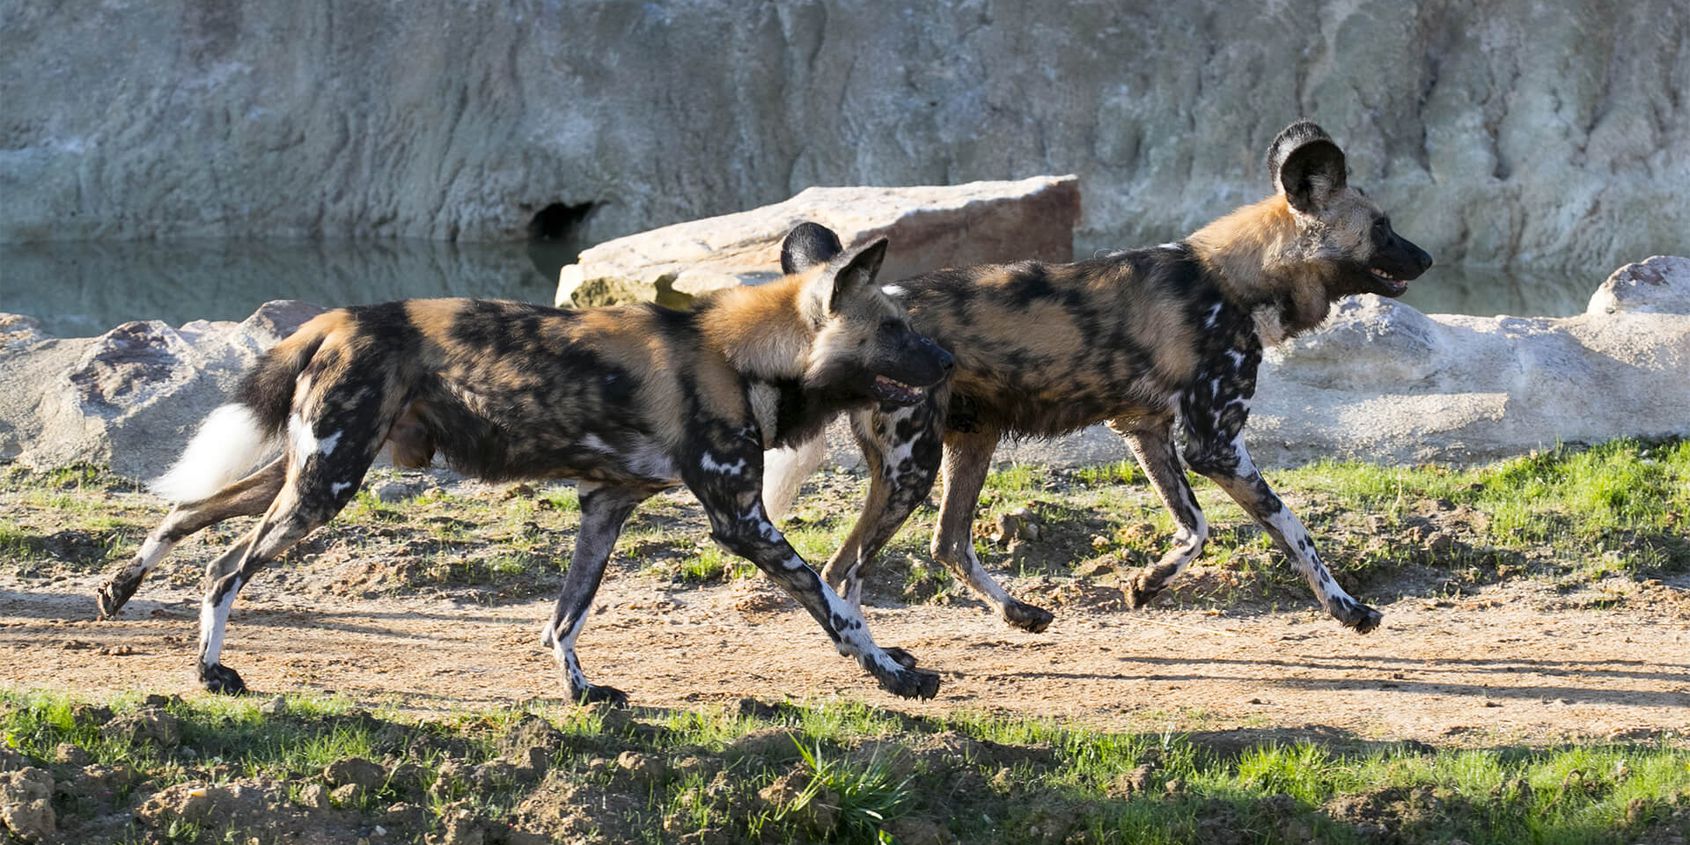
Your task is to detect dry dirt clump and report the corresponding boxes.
[100,705,181,748]
[509,769,645,844]
[135,779,365,844]
[0,767,55,843]
[1321,785,1476,844]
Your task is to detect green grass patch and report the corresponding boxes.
[6,690,1681,845]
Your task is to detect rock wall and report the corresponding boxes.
[4,1,1687,269]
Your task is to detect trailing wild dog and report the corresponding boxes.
[765,121,1433,635]
[95,224,955,704]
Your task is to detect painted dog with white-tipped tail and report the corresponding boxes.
[96,225,954,704]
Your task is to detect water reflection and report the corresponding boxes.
[0,239,1599,338]
[1396,264,1594,319]
[0,239,577,338]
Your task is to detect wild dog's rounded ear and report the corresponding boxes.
[829,237,888,311]
[1269,120,1347,213]
[802,237,889,320]
[780,221,845,275]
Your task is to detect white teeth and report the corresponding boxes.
[874,375,925,396]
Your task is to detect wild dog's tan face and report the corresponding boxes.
[784,223,954,405]
[1269,121,1433,299]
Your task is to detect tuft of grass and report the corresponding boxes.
[985,463,1044,495]
[1072,460,1140,487]
[794,739,914,839]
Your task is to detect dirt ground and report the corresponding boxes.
[7,567,1687,746]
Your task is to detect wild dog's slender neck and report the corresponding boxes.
[1186,195,1333,339]
[694,277,817,382]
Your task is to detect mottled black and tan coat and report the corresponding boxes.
[96,227,955,704]
[768,121,1434,635]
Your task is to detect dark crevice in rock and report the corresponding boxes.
[528,202,595,242]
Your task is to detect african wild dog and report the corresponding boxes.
[766,121,1433,634]
[94,224,954,704]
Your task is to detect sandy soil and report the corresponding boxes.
[7,569,1687,746]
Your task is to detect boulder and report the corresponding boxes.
[554,177,1080,306]
[1244,256,1690,465]
[0,300,324,479]
[1587,255,1690,316]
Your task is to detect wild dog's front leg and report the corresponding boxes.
[688,441,939,699]
[1112,420,1209,608]
[1187,436,1381,633]
[820,399,944,609]
[541,482,649,706]
[709,499,940,698]
[930,428,1054,632]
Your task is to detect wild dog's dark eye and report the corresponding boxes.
[881,319,902,333]
[1373,217,1390,231]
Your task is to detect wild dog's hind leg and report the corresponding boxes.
[930,428,1054,632]
[1112,419,1209,608]
[1186,435,1381,633]
[198,389,389,692]
[820,398,944,612]
[195,481,356,693]
[540,482,650,706]
[97,459,288,619]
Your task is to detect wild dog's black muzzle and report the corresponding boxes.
[869,332,953,405]
[1364,228,1434,297]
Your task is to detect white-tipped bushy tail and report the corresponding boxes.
[149,404,276,504]
[762,435,828,521]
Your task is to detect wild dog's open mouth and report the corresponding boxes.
[871,374,926,404]
[1368,267,1410,297]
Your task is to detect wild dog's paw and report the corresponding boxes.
[574,684,630,708]
[877,666,941,700]
[1332,599,1383,634]
[1003,601,1055,633]
[199,663,248,695]
[95,575,142,620]
[883,647,919,669]
[1122,575,1163,609]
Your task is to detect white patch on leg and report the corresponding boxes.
[198,579,242,668]
[699,451,747,477]
[287,414,320,460]
[962,546,1016,610]
[316,429,342,456]
[135,536,175,574]
[329,481,351,496]
[1155,510,1210,583]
